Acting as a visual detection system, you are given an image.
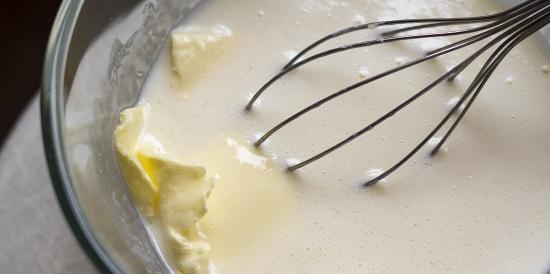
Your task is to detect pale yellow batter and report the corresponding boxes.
[123,0,550,273]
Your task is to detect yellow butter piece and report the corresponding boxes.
[114,106,158,218]
[115,105,215,274]
[171,25,232,87]
[139,153,214,274]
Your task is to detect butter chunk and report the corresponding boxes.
[171,25,232,87]
[139,154,214,274]
[115,105,215,273]
[114,106,158,218]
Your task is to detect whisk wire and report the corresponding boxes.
[426,0,549,56]
[289,5,550,175]
[245,0,547,111]
[429,12,550,156]
[284,0,542,68]
[364,9,550,185]
[246,0,550,185]
[382,0,543,37]
[254,6,544,148]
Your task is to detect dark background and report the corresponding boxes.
[1,1,61,146]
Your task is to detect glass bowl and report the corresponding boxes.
[41,0,549,273]
[41,0,205,273]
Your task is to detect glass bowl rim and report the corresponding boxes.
[40,0,120,273]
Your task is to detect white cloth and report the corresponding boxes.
[0,96,97,274]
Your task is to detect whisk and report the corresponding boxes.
[245,0,550,186]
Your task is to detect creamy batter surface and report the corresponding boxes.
[134,0,550,273]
